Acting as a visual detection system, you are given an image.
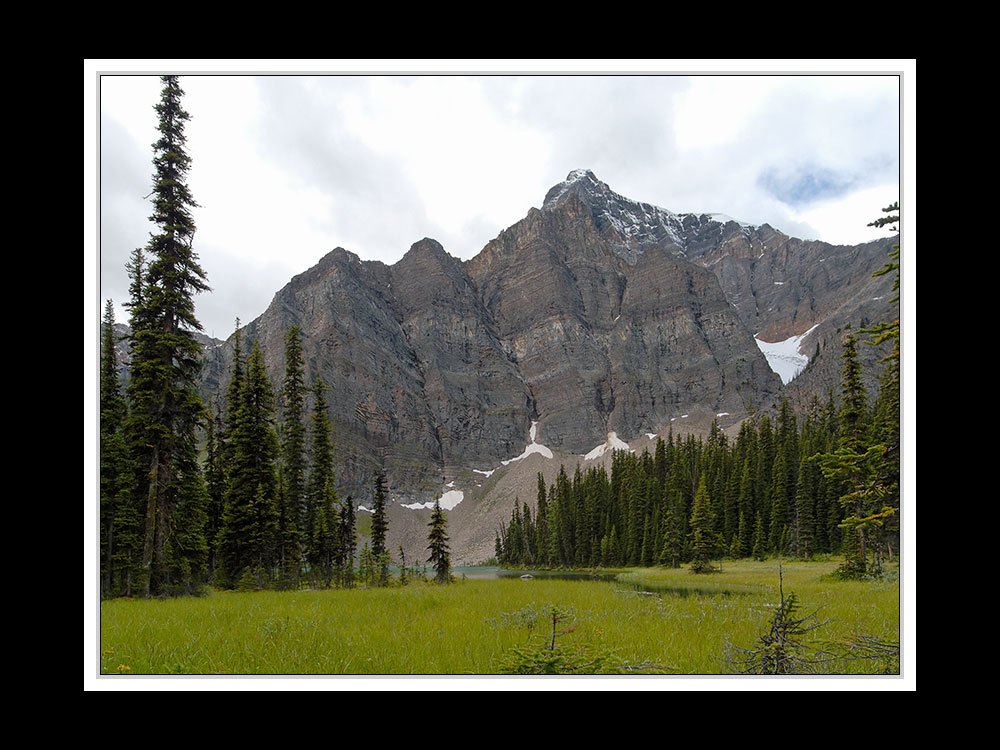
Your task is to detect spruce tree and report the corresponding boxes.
[689,480,718,573]
[793,454,817,559]
[338,496,357,588]
[777,399,799,491]
[100,300,137,597]
[99,300,121,595]
[427,498,452,584]
[370,471,390,585]
[279,325,306,584]
[769,450,790,554]
[310,476,339,587]
[862,202,901,566]
[221,321,245,479]
[508,499,524,566]
[359,543,374,586]
[305,376,338,586]
[553,466,574,566]
[723,461,740,551]
[735,458,755,558]
[126,75,210,597]
[821,332,878,577]
[838,333,868,451]
[534,473,550,567]
[203,397,226,579]
[217,340,280,586]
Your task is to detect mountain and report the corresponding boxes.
[198,169,898,564]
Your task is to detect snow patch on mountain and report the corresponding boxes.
[584,431,633,461]
[501,421,553,465]
[402,489,465,511]
[755,324,820,384]
[403,423,553,511]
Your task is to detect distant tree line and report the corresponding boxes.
[496,328,900,578]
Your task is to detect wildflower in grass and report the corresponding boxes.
[116,664,132,674]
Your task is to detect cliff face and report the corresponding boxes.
[389,238,535,471]
[464,188,780,454]
[198,169,897,554]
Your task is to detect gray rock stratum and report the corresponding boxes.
[198,169,898,564]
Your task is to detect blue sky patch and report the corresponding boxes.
[757,165,855,207]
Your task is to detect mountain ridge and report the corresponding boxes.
[187,169,896,563]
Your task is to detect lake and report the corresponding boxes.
[450,567,751,597]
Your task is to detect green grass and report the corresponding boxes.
[99,559,900,676]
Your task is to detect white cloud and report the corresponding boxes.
[789,184,901,245]
[93,64,906,338]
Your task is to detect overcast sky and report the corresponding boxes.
[90,61,911,340]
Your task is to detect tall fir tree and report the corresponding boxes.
[793,454,818,559]
[125,75,210,597]
[820,331,894,577]
[769,450,790,554]
[305,376,338,587]
[310,477,339,588]
[534,473,550,567]
[834,332,869,573]
[279,325,306,585]
[217,340,280,587]
[862,202,901,565]
[370,471,390,585]
[203,397,226,579]
[658,487,685,568]
[338,496,357,588]
[427,498,452,584]
[689,480,719,573]
[222,320,245,472]
[100,300,139,597]
[734,457,755,558]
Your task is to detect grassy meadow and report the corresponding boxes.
[98,558,900,676]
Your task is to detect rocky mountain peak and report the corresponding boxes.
[541,169,690,265]
[541,168,604,208]
[539,170,772,267]
[400,237,448,262]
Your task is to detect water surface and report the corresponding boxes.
[454,566,751,597]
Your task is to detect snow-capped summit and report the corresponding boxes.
[542,169,685,264]
[541,169,758,265]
